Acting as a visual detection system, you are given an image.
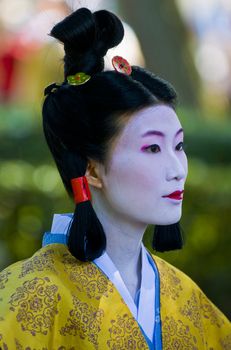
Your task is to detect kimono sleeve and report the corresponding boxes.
[197,288,231,349]
[0,259,62,349]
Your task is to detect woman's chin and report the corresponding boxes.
[152,213,182,226]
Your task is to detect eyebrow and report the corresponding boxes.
[141,128,184,138]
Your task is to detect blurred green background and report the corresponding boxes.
[0,0,231,319]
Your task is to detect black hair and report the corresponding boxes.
[42,7,183,261]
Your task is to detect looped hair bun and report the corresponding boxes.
[50,7,124,77]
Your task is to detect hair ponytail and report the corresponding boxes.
[152,222,184,252]
[68,201,106,261]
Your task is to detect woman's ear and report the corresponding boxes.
[85,160,103,189]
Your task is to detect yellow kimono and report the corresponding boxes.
[0,243,230,349]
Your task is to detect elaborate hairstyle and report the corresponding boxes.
[42,7,183,261]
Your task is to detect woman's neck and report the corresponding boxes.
[93,200,146,299]
[106,237,143,301]
[106,230,143,277]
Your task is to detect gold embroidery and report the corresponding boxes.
[60,294,104,349]
[1,337,76,350]
[220,334,231,349]
[156,259,183,300]
[13,338,76,350]
[19,249,56,278]
[162,316,198,350]
[200,292,225,328]
[9,277,61,336]
[15,339,24,350]
[0,270,11,290]
[61,253,113,299]
[0,334,8,350]
[107,313,147,349]
[180,291,203,335]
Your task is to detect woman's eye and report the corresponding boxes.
[176,142,185,151]
[145,144,160,153]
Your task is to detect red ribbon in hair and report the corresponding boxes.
[71,176,92,204]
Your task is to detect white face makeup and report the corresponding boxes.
[98,104,188,226]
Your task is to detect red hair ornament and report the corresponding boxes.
[71,176,92,205]
[112,56,132,75]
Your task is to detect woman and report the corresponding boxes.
[0,7,230,350]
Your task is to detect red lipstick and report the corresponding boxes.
[162,190,184,200]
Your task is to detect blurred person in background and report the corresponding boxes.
[0,0,68,104]
[0,7,230,350]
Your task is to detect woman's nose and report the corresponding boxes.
[166,154,187,182]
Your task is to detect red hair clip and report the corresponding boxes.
[71,176,92,205]
[112,56,132,75]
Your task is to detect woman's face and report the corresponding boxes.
[98,104,188,226]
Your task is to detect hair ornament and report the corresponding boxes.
[67,72,91,85]
[71,176,92,205]
[112,56,132,75]
[44,83,61,96]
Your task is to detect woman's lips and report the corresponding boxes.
[162,190,184,200]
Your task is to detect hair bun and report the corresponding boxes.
[50,7,124,76]
[93,10,124,56]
